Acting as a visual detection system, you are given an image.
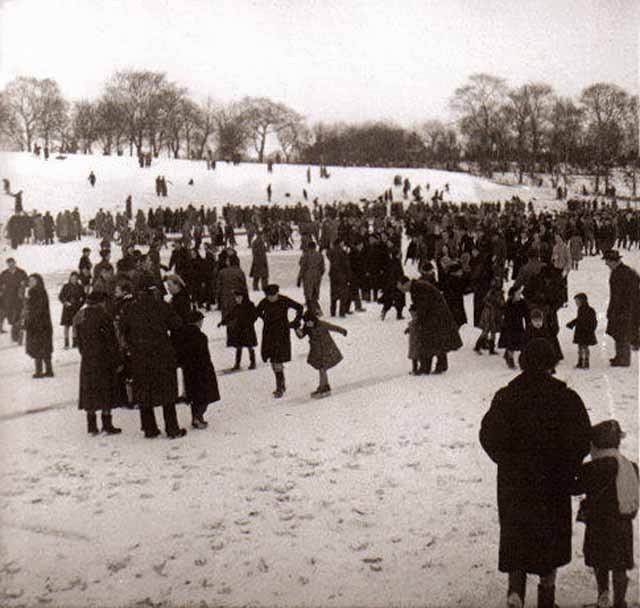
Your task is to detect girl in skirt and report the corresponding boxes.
[296,309,348,398]
[566,292,597,369]
[498,286,527,369]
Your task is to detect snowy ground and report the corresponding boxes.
[0,157,638,608]
[0,151,559,227]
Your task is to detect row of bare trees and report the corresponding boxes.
[450,74,638,190]
[0,70,637,189]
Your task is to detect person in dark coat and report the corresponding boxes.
[256,284,303,398]
[225,291,258,371]
[524,306,563,364]
[441,261,467,328]
[498,286,527,369]
[603,250,640,366]
[480,338,591,608]
[0,258,28,341]
[398,276,462,375]
[380,248,406,320]
[24,273,54,378]
[566,292,598,369]
[250,232,269,292]
[174,310,220,429]
[295,309,347,398]
[326,241,352,317]
[58,271,85,349]
[573,420,638,608]
[120,279,186,439]
[74,292,122,435]
[297,241,325,315]
[217,254,248,324]
[470,248,494,328]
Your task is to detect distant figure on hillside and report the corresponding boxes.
[88,171,96,187]
[44,146,49,161]
[3,178,9,193]
[267,161,273,173]
[303,188,308,201]
[307,167,311,184]
[188,178,194,186]
[13,190,23,214]
[125,195,132,220]
[267,184,272,202]
[155,175,162,196]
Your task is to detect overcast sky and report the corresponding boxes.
[0,0,637,125]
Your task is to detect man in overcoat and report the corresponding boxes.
[297,241,325,315]
[480,338,591,608]
[603,250,640,366]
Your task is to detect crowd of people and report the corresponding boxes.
[1,178,639,608]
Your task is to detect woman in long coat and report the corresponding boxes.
[225,291,258,370]
[74,291,122,435]
[480,338,591,608]
[59,271,85,349]
[217,254,248,324]
[399,276,462,375]
[256,284,304,398]
[24,273,54,378]
[174,310,220,429]
[120,280,186,439]
[249,232,269,292]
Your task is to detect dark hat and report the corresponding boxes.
[264,284,279,296]
[602,249,622,262]
[520,338,559,372]
[86,291,106,305]
[82,247,91,253]
[185,309,204,324]
[591,420,625,448]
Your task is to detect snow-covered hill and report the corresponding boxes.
[0,155,637,608]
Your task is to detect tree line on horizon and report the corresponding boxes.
[0,71,637,191]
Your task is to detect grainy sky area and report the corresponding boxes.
[0,0,637,124]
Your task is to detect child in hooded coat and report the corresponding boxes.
[566,292,597,369]
[296,309,347,398]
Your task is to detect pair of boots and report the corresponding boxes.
[232,348,256,371]
[273,370,286,398]
[507,585,555,608]
[576,351,590,369]
[474,336,497,355]
[33,358,54,379]
[64,336,78,350]
[595,569,629,608]
[311,384,331,398]
[87,411,121,436]
[415,354,448,375]
[140,405,187,439]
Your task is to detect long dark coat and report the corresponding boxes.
[410,279,462,356]
[256,295,304,363]
[175,324,220,407]
[442,274,467,327]
[226,298,258,348]
[25,286,53,360]
[218,266,248,323]
[0,267,28,323]
[606,263,640,343]
[480,372,591,574]
[498,299,527,350]
[120,293,178,408]
[75,305,122,411]
[59,282,86,326]
[470,254,493,328]
[567,304,597,346]
[250,237,269,279]
[573,457,638,570]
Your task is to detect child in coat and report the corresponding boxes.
[474,279,504,355]
[523,306,563,364]
[225,290,258,371]
[404,304,421,375]
[296,309,347,398]
[573,420,639,608]
[566,292,598,369]
[497,286,527,369]
[58,271,86,349]
[176,310,220,429]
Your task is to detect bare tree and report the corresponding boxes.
[450,73,508,176]
[214,102,250,160]
[193,97,218,160]
[240,96,303,162]
[37,79,69,148]
[525,83,553,178]
[278,119,310,162]
[581,82,629,191]
[548,97,583,172]
[72,100,98,154]
[4,76,43,151]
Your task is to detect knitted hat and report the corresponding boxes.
[591,420,626,448]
